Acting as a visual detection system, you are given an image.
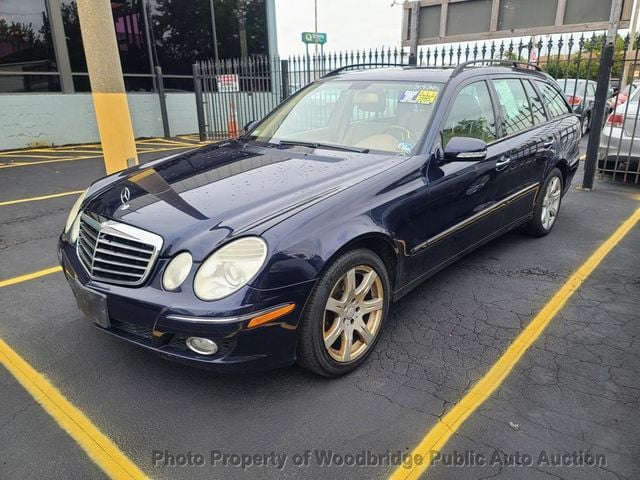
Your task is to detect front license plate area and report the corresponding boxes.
[70,280,110,328]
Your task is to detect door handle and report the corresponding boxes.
[495,156,511,171]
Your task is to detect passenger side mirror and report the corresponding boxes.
[443,137,487,162]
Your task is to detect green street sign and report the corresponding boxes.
[301,32,327,45]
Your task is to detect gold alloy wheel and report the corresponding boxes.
[323,265,384,363]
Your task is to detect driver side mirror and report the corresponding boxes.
[443,137,487,162]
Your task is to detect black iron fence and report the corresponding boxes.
[193,33,640,184]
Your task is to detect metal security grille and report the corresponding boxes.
[77,213,163,286]
[193,33,640,185]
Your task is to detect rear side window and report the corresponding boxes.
[492,78,535,135]
[536,81,571,118]
[522,79,547,125]
[441,81,497,146]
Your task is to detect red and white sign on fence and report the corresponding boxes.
[216,74,240,92]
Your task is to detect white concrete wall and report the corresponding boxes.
[0,92,200,150]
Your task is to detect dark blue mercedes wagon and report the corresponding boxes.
[58,61,580,376]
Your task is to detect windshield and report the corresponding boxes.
[561,79,587,96]
[248,80,444,155]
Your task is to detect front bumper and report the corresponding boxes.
[58,237,315,373]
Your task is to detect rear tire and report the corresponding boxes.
[297,249,390,377]
[581,112,591,136]
[524,168,563,237]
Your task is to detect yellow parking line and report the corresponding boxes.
[0,338,147,479]
[0,267,148,478]
[0,154,66,159]
[0,146,195,170]
[0,266,62,288]
[390,206,640,480]
[0,156,99,169]
[0,190,83,207]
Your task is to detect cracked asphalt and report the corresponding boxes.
[1,137,639,479]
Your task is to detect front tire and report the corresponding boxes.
[297,249,391,377]
[524,168,563,237]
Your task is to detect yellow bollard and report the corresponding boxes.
[76,0,139,175]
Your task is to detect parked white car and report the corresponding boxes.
[599,85,640,172]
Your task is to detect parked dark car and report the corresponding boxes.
[58,61,581,377]
[560,79,598,136]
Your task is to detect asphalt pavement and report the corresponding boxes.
[0,134,639,479]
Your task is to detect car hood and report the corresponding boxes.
[85,142,402,258]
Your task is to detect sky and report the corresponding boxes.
[273,0,404,56]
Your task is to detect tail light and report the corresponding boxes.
[567,96,582,106]
[607,113,625,128]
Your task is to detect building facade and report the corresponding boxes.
[0,0,277,149]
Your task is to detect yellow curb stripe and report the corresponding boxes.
[0,191,84,207]
[0,339,148,479]
[0,267,62,288]
[390,206,640,480]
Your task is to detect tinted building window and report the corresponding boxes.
[0,0,60,92]
[59,0,268,92]
[61,0,154,91]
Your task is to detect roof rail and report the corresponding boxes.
[451,59,542,77]
[322,63,409,78]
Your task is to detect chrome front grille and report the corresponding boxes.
[76,212,163,286]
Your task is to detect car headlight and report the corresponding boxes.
[64,190,88,238]
[69,213,83,244]
[194,237,268,301]
[163,252,193,291]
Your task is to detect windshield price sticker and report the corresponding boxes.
[399,89,439,104]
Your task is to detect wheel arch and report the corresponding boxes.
[320,232,400,295]
[553,159,569,187]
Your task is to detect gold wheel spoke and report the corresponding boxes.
[361,297,383,314]
[340,331,353,362]
[344,268,357,297]
[355,270,377,299]
[355,321,374,344]
[324,319,343,348]
[326,296,346,315]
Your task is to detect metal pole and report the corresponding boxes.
[265,0,279,94]
[155,66,171,138]
[76,0,138,174]
[193,64,207,141]
[306,43,310,84]
[46,0,74,93]
[281,59,290,101]
[314,0,319,78]
[209,0,220,62]
[141,0,157,91]
[582,0,624,190]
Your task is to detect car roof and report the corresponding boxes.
[324,65,551,84]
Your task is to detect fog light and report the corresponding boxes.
[186,337,218,355]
